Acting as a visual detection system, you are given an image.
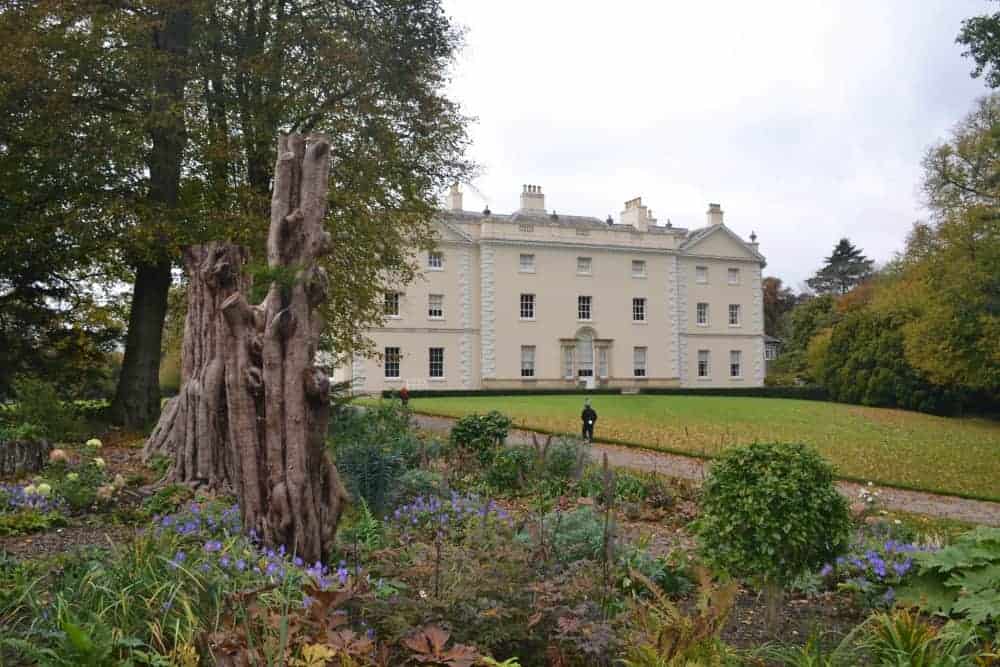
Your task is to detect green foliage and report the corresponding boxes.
[519,506,608,564]
[752,626,865,667]
[450,410,512,465]
[818,308,961,415]
[863,609,986,667]
[541,437,587,483]
[0,421,45,442]
[330,402,421,515]
[139,484,194,519]
[486,446,534,492]
[806,238,875,296]
[897,526,1000,629]
[8,377,84,441]
[0,508,67,536]
[393,468,446,506]
[697,442,851,587]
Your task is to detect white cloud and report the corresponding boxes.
[442,0,989,285]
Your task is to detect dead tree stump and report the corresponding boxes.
[145,134,348,563]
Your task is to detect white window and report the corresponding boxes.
[696,265,708,284]
[563,346,574,379]
[632,260,647,278]
[428,294,443,319]
[696,302,709,326]
[598,347,609,378]
[577,256,592,275]
[765,345,777,361]
[632,297,646,322]
[728,304,741,326]
[518,223,534,233]
[633,347,647,377]
[520,346,535,377]
[519,253,535,273]
[384,347,400,379]
[384,291,400,317]
[728,268,740,285]
[730,350,742,378]
[520,293,535,320]
[428,251,443,270]
[697,350,710,378]
[429,347,444,378]
[578,295,592,321]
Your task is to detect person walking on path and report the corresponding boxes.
[581,398,597,442]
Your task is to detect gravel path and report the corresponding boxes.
[412,413,1000,527]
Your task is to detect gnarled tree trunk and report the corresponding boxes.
[145,133,348,563]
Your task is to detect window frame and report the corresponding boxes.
[632,297,647,322]
[384,291,400,318]
[519,253,536,273]
[429,347,445,379]
[519,293,535,320]
[427,251,444,270]
[384,347,401,379]
[427,293,444,319]
[727,267,740,285]
[696,302,709,326]
[697,349,710,379]
[695,265,708,284]
[577,295,593,321]
[765,345,777,361]
[728,303,741,327]
[633,346,647,378]
[576,256,593,276]
[730,350,742,378]
[520,345,536,378]
[631,259,647,278]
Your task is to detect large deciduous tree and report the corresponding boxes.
[805,238,874,295]
[761,276,797,338]
[0,0,471,426]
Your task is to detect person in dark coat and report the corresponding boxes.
[581,399,597,442]
[399,385,410,407]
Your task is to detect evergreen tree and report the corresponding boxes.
[806,238,874,295]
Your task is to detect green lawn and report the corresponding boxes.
[408,394,1000,501]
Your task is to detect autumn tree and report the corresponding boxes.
[805,238,874,295]
[0,0,471,427]
[761,276,797,338]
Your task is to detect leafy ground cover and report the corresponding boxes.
[408,394,1000,500]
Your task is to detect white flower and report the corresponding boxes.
[419,590,428,599]
[36,483,52,497]
[85,438,102,449]
[894,519,902,525]
[23,484,37,496]
[113,474,126,489]
[867,481,874,487]
[66,472,79,482]
[93,457,106,469]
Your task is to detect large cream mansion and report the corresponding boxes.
[338,185,766,393]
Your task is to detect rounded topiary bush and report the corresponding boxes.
[697,442,850,587]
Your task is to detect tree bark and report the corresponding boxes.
[111,3,194,429]
[111,260,173,428]
[146,133,348,563]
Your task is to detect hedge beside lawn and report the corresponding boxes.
[380,385,829,401]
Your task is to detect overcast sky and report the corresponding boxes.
[441,1,991,288]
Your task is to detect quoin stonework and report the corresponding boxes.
[337,184,766,392]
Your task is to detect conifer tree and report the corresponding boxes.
[806,238,874,295]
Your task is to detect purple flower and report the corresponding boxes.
[336,566,349,585]
[892,559,912,577]
[203,540,222,553]
[220,556,231,568]
[820,563,834,577]
[236,559,246,571]
[293,556,304,567]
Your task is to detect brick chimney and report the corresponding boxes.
[620,196,656,232]
[448,184,463,212]
[519,184,545,213]
[706,203,724,226]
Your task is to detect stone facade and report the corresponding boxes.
[336,186,766,393]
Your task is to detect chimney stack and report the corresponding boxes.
[620,196,656,232]
[706,203,724,226]
[448,183,463,212]
[519,184,545,213]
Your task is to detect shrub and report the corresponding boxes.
[487,446,534,492]
[450,411,512,465]
[0,422,46,442]
[542,437,588,482]
[391,468,446,507]
[9,377,84,441]
[897,526,1000,628]
[697,442,851,589]
[519,506,608,564]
